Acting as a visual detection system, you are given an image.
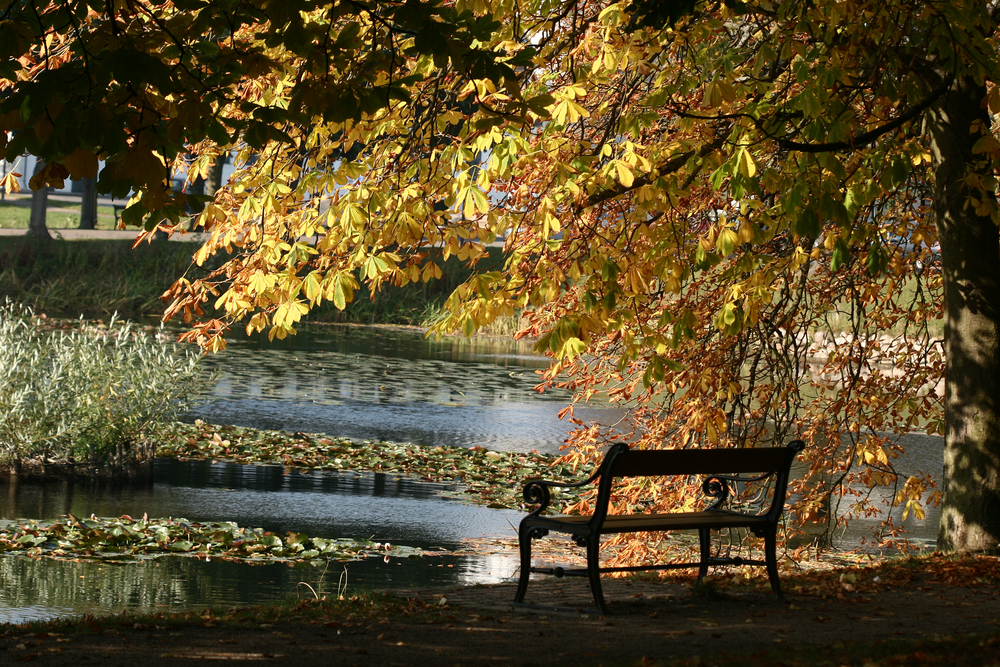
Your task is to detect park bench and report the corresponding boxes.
[513,440,806,614]
[112,203,127,227]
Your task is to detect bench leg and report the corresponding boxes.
[697,527,711,583]
[514,524,533,604]
[764,527,783,599]
[586,536,609,615]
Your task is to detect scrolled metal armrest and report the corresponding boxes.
[521,466,603,515]
[701,476,731,509]
[702,471,773,510]
[522,480,553,512]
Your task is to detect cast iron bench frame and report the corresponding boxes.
[513,440,806,614]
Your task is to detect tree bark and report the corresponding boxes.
[78,177,97,229]
[205,158,225,197]
[928,76,1000,551]
[27,159,51,240]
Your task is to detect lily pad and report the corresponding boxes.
[158,421,591,511]
[0,515,426,564]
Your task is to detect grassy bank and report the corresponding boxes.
[0,235,510,328]
[0,237,201,319]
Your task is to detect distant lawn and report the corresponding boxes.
[0,200,120,230]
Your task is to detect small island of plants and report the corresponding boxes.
[0,302,210,483]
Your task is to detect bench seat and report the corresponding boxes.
[525,510,772,534]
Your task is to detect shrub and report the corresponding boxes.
[0,302,210,481]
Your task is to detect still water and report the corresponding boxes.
[2,458,522,624]
[1,324,946,624]
[194,325,619,453]
[2,326,585,624]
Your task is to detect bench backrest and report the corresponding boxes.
[589,440,806,526]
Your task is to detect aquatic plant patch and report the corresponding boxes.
[0,515,423,563]
[159,420,590,511]
[0,305,211,481]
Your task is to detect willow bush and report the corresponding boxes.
[0,303,209,481]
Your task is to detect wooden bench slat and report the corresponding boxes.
[523,511,769,533]
[599,511,768,532]
[611,447,794,477]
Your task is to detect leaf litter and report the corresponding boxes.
[1,420,589,563]
[158,420,589,511]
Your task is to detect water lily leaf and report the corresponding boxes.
[158,421,591,512]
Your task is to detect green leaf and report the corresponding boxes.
[794,207,820,238]
[866,240,888,275]
[830,237,850,271]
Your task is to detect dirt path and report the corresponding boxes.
[2,576,998,666]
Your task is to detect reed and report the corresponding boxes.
[0,303,211,481]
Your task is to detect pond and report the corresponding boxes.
[1,324,946,624]
[1,325,599,624]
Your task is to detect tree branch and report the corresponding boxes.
[583,137,725,209]
[765,74,954,153]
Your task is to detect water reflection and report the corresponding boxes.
[192,325,619,453]
[1,458,522,624]
[2,459,522,547]
[0,552,517,624]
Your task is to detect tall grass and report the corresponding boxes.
[0,303,211,481]
[0,237,515,330]
[0,237,199,319]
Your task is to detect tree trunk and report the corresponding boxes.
[205,158,225,197]
[78,177,97,229]
[187,176,205,231]
[27,159,51,240]
[928,76,1000,552]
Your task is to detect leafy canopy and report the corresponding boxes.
[3,0,996,548]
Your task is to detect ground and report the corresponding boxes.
[3,568,999,666]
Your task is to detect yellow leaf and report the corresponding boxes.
[422,261,443,282]
[246,312,268,334]
[561,336,587,361]
[303,271,322,302]
[615,160,634,187]
[706,420,718,444]
[737,149,756,178]
[1,172,20,194]
[247,273,276,295]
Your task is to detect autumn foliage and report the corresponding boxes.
[1,0,998,555]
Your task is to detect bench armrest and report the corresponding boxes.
[702,472,772,511]
[522,442,630,515]
[522,468,603,515]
